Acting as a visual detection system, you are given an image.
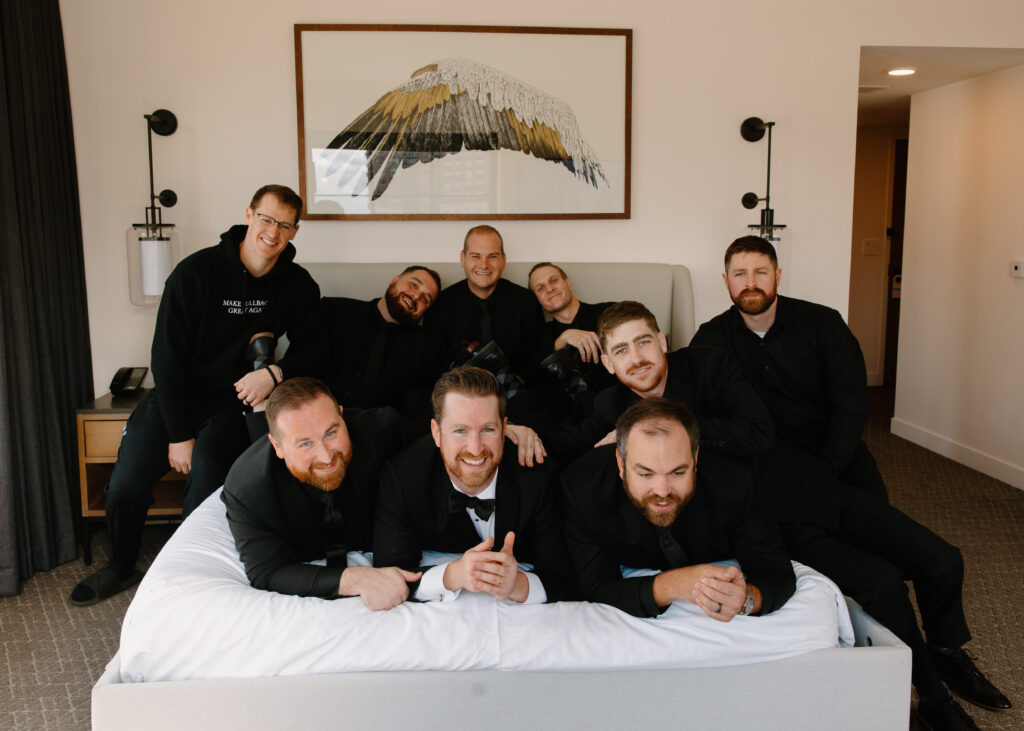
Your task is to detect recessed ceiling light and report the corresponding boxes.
[887,68,916,76]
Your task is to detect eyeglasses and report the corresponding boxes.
[253,212,296,232]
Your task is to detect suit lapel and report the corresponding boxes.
[493,463,520,549]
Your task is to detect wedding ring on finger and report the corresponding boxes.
[716,602,722,613]
[498,575,503,587]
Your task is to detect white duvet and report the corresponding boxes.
[119,489,853,683]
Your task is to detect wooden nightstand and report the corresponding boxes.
[76,391,184,564]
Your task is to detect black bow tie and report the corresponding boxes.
[449,489,496,521]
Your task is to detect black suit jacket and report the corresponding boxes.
[374,435,578,601]
[222,407,410,598]
[561,445,795,618]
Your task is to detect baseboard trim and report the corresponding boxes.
[890,417,1024,490]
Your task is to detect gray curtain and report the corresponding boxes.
[0,0,93,596]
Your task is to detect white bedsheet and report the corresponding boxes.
[119,489,853,683]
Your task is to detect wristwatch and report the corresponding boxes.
[738,586,755,616]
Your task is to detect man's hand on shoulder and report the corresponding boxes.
[554,329,603,364]
[506,424,546,467]
[168,439,195,474]
[594,429,617,447]
[444,534,529,602]
[234,365,282,409]
[338,565,422,611]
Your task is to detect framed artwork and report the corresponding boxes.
[294,24,631,220]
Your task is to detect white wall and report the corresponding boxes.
[848,125,906,385]
[894,63,1024,489]
[59,0,1024,406]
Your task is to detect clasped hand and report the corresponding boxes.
[444,532,527,602]
[692,564,747,622]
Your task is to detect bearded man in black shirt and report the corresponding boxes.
[318,265,443,419]
[691,235,1011,731]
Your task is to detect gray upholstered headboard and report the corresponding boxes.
[302,262,695,348]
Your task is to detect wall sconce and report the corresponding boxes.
[126,109,181,306]
[740,116,786,245]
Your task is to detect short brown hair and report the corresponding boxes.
[431,366,507,423]
[250,184,304,225]
[266,377,337,439]
[400,265,442,291]
[615,397,700,459]
[724,235,778,269]
[528,261,568,284]
[463,224,504,253]
[596,301,660,350]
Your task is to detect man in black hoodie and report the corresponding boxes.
[70,184,320,606]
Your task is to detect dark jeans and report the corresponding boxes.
[105,390,248,576]
[781,485,970,701]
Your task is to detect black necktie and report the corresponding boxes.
[478,299,493,345]
[654,525,689,568]
[321,491,347,567]
[449,489,496,521]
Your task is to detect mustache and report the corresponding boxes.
[311,455,340,472]
[740,287,767,298]
[457,448,494,462]
[627,361,655,375]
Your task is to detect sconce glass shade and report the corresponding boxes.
[127,224,180,306]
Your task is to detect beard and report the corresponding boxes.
[624,476,691,527]
[619,358,668,396]
[445,447,498,492]
[384,285,419,325]
[732,286,777,316]
[288,452,349,492]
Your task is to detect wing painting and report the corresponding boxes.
[323,57,608,200]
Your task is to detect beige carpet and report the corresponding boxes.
[1,388,1021,729]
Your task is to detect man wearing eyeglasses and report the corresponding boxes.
[70,184,320,607]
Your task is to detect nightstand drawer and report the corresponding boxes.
[83,419,127,458]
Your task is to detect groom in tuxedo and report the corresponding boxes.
[373,366,577,603]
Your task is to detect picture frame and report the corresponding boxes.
[294,24,632,220]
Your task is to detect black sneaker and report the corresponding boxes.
[929,646,1013,711]
[917,697,980,731]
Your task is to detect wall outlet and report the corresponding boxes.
[1011,261,1024,279]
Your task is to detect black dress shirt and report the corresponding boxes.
[561,445,795,618]
[691,295,868,475]
[424,278,545,373]
[315,297,443,416]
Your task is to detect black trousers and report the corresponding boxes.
[839,439,889,503]
[781,485,970,701]
[105,390,248,576]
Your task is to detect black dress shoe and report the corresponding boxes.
[929,646,1013,711]
[916,697,980,731]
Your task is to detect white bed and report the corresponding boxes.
[93,490,911,729]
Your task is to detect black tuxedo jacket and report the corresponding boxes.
[561,445,795,618]
[222,407,410,598]
[374,434,579,601]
